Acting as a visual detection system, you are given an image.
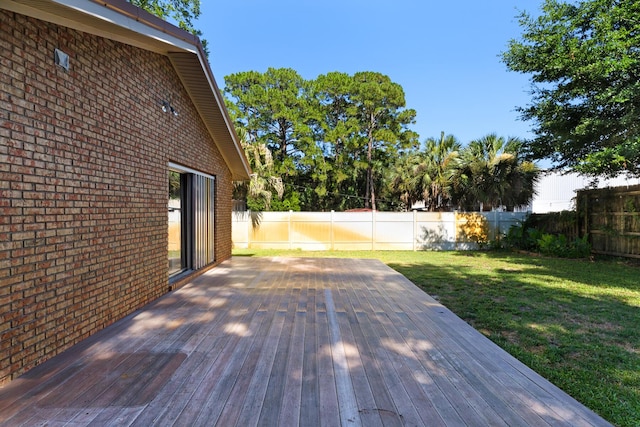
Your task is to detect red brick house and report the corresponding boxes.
[0,0,250,385]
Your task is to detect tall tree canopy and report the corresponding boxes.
[349,72,418,210]
[224,68,315,210]
[312,72,364,210]
[502,0,640,176]
[224,69,417,211]
[225,68,536,212]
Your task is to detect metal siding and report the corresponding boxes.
[533,172,640,213]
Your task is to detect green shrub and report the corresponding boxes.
[502,224,591,258]
[503,223,542,251]
[536,232,591,258]
[537,233,566,256]
[568,234,591,258]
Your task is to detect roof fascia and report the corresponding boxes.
[3,0,195,54]
[194,53,252,180]
[2,0,251,180]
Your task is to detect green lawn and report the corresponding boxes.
[233,249,640,427]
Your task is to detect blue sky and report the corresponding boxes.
[200,0,543,147]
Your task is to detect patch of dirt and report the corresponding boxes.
[500,330,520,345]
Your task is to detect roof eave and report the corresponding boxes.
[2,0,251,181]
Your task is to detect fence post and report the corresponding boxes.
[372,210,376,250]
[453,211,458,250]
[413,210,417,251]
[247,210,251,249]
[331,210,335,251]
[289,210,293,250]
[586,192,593,248]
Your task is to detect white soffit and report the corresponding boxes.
[3,0,196,55]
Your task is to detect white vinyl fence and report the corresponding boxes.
[232,211,528,251]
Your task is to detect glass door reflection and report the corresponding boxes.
[168,170,183,275]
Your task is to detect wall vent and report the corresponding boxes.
[54,48,69,71]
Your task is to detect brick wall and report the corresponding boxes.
[0,10,233,385]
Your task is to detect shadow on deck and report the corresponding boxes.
[0,257,611,426]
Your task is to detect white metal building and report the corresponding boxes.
[532,171,640,213]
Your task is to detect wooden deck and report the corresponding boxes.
[0,257,611,426]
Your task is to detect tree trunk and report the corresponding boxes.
[367,113,376,211]
[368,166,376,211]
[365,175,370,209]
[279,119,288,163]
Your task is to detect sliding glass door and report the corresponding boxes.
[168,170,187,276]
[168,164,215,278]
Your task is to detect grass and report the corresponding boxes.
[233,248,640,426]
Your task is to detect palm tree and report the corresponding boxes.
[388,151,424,210]
[419,132,460,211]
[233,127,284,211]
[388,132,461,211]
[450,134,539,211]
[502,158,539,211]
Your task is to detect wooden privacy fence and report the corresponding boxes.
[232,211,528,251]
[577,184,640,259]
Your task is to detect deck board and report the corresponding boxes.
[0,257,612,426]
[299,285,319,427]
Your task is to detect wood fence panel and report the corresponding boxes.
[577,184,640,259]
